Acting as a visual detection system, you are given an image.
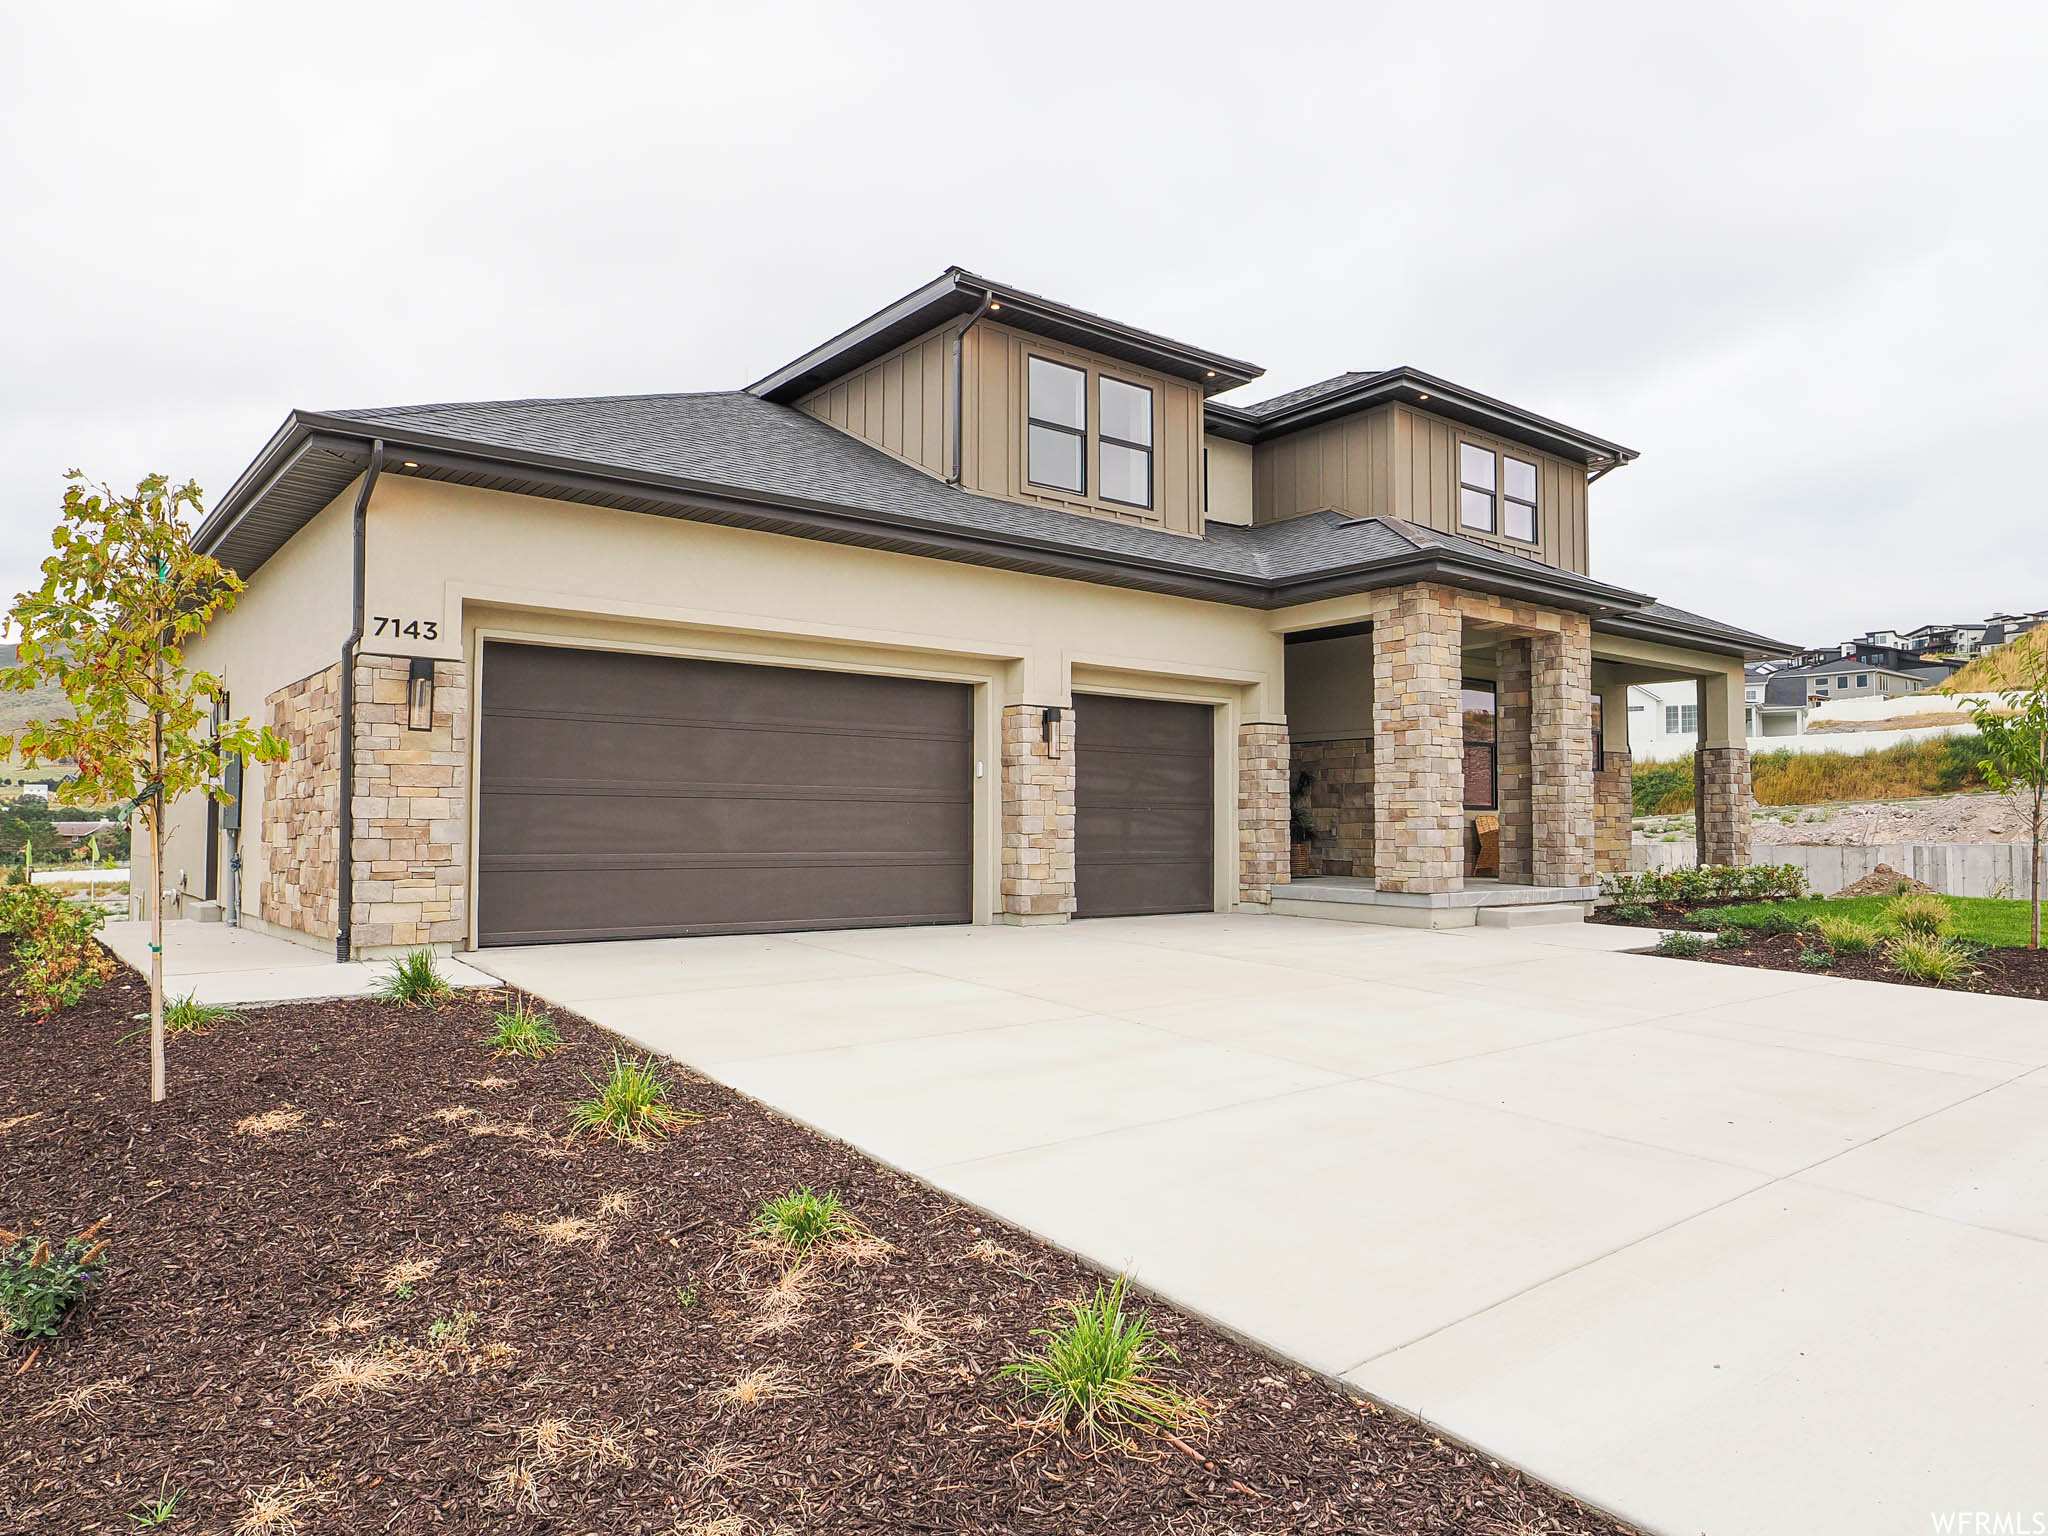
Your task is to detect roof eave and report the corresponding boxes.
[1594,611,1800,662]
[747,268,1263,405]
[1208,368,1637,466]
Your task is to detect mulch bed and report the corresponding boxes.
[1591,905,2048,1000]
[2,960,1634,1535]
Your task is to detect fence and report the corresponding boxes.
[1630,841,2036,899]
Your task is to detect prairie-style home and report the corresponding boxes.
[164,268,1790,953]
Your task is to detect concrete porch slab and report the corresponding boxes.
[99,919,497,1006]
[1273,876,1600,928]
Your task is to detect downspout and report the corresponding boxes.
[946,289,998,485]
[334,440,385,962]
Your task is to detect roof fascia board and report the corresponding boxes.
[744,271,971,402]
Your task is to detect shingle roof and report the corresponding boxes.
[1235,373,1377,417]
[199,389,1792,657]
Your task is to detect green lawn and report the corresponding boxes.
[1695,895,2039,948]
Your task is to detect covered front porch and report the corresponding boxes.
[1269,580,1755,926]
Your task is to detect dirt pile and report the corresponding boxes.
[1831,863,1937,898]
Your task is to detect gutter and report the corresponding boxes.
[946,287,998,485]
[334,441,384,962]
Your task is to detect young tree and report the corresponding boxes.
[0,472,286,1100]
[1961,645,2048,948]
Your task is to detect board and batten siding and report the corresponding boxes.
[796,323,954,478]
[1252,403,1591,574]
[961,321,1206,538]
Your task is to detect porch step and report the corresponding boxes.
[1474,902,1585,928]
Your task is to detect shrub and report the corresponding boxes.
[1795,945,1836,970]
[999,1275,1204,1443]
[1883,892,1952,938]
[752,1188,854,1258]
[1600,864,1807,910]
[1885,933,1978,987]
[1714,927,1748,949]
[2,888,116,1017]
[484,1001,562,1059]
[0,1222,109,1339]
[164,991,238,1036]
[569,1050,691,1141]
[1651,931,1708,958]
[1612,902,1653,924]
[373,948,454,1008]
[1812,915,1880,955]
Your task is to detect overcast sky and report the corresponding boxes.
[4,1,2041,648]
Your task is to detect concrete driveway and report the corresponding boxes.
[473,913,2048,1536]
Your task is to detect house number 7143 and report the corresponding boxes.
[372,616,439,640]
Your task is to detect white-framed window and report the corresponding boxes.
[1665,704,1699,733]
[1098,376,1154,509]
[1856,674,1869,687]
[1026,356,1086,495]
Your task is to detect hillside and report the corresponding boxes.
[1942,625,2047,693]
[0,644,72,738]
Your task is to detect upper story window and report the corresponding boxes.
[1027,357,1086,495]
[1098,377,1154,509]
[1458,443,1539,543]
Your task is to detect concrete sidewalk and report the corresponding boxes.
[473,912,2048,1536]
[100,920,496,1006]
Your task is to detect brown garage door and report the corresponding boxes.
[477,642,972,944]
[1074,693,1214,918]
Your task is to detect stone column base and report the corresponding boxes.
[1000,704,1076,919]
[1237,721,1289,905]
[1695,746,1752,866]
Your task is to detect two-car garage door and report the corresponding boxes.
[477,643,973,944]
[475,643,1215,945]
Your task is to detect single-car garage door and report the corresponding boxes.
[1074,692,1214,918]
[477,642,972,944]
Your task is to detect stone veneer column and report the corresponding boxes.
[1529,618,1595,888]
[1694,747,1752,866]
[1494,637,1533,883]
[1000,704,1075,921]
[1595,747,1634,874]
[1371,584,1465,894]
[349,655,469,951]
[1236,721,1289,905]
[261,662,344,939]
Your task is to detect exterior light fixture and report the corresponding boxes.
[406,655,435,731]
[1206,370,1217,377]
[989,301,1001,310]
[1417,393,1429,401]
[401,460,420,469]
[1041,705,1063,758]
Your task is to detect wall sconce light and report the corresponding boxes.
[406,656,435,731]
[1041,705,1063,759]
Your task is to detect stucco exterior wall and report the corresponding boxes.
[163,485,357,925]
[170,473,1288,947]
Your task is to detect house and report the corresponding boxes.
[162,267,1792,953]
[1625,662,1807,759]
[1773,660,1928,705]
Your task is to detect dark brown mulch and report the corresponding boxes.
[1,962,1635,1536]
[1591,905,2048,1000]
[1666,926,2048,998]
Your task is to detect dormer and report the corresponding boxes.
[747,269,1261,539]
[1205,369,1636,576]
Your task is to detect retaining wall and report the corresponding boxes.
[1631,840,2038,899]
